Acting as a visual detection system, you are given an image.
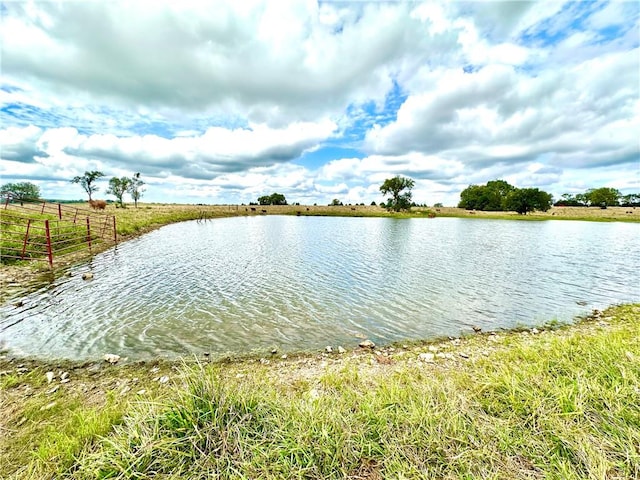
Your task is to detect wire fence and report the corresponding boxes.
[1,194,117,267]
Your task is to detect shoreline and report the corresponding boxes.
[2,303,638,479]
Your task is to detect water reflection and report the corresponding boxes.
[1,217,638,360]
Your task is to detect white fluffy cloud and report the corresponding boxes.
[1,1,638,205]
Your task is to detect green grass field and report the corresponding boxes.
[1,304,638,479]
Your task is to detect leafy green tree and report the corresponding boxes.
[330,198,343,206]
[0,181,41,201]
[458,179,515,211]
[585,187,621,207]
[380,175,415,211]
[258,193,287,205]
[106,177,131,208]
[505,188,553,214]
[127,172,145,208]
[71,171,104,201]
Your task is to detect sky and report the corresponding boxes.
[1,0,638,206]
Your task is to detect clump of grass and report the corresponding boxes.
[67,304,640,479]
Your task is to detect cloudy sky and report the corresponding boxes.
[1,1,638,206]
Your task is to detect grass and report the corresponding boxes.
[2,304,638,479]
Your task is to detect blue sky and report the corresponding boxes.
[1,0,638,205]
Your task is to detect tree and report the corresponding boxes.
[127,172,145,207]
[71,171,104,201]
[458,179,515,211]
[106,176,131,208]
[330,198,343,206]
[380,175,415,212]
[505,188,553,214]
[585,187,621,207]
[258,193,287,205]
[0,181,41,201]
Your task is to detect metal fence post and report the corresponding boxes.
[113,216,117,244]
[44,220,53,268]
[58,203,62,219]
[21,219,32,260]
[86,217,92,252]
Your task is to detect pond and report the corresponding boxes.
[1,216,638,360]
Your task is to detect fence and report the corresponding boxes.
[0,194,117,268]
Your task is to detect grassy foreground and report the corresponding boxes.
[1,304,638,479]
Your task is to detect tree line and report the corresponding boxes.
[1,171,146,208]
[3,174,636,212]
[72,171,145,208]
[458,180,553,214]
[556,188,638,207]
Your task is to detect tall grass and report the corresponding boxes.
[65,305,639,480]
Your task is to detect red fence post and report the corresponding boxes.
[113,216,117,244]
[44,220,53,268]
[21,219,32,260]
[86,217,92,252]
[58,203,62,219]
[41,201,46,214]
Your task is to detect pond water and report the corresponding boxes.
[1,216,638,360]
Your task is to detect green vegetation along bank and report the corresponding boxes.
[1,304,638,479]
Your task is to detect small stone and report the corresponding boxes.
[259,358,270,365]
[450,339,461,346]
[281,354,288,359]
[337,346,346,354]
[82,272,94,280]
[104,354,120,364]
[359,339,375,349]
[158,376,169,384]
[136,389,146,395]
[46,371,55,383]
[41,402,57,411]
[428,345,439,352]
[120,386,131,395]
[150,367,160,373]
[531,328,540,334]
[236,373,246,379]
[60,372,69,380]
[60,378,70,384]
[419,352,435,363]
[46,385,59,395]
[325,346,333,353]
[271,348,278,354]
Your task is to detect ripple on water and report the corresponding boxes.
[1,216,638,360]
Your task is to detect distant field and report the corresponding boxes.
[428,205,640,222]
